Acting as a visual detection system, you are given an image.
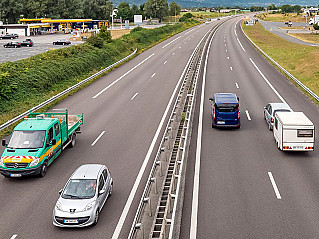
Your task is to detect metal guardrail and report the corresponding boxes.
[0,49,138,132]
[241,23,319,102]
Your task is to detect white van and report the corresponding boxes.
[274,112,314,151]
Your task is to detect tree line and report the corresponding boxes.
[250,4,302,13]
[0,0,181,24]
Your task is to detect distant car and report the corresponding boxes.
[205,21,210,24]
[0,34,16,39]
[3,42,21,48]
[12,33,19,38]
[53,40,71,45]
[20,39,34,47]
[264,103,292,130]
[53,164,113,227]
[217,18,220,20]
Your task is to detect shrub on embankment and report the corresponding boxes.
[0,21,199,124]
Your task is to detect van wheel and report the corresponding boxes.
[93,209,99,226]
[69,134,76,148]
[39,160,48,177]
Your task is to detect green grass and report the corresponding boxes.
[181,11,232,19]
[257,13,307,22]
[242,22,319,103]
[0,21,199,137]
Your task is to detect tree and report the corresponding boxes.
[83,0,111,19]
[98,25,111,42]
[169,2,181,16]
[117,2,131,21]
[144,0,168,21]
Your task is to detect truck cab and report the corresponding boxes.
[1,110,83,177]
[209,93,240,128]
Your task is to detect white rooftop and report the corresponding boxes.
[276,112,313,126]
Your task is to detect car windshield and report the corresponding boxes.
[216,104,238,112]
[62,179,97,199]
[7,130,46,149]
[273,109,290,116]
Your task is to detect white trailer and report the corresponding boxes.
[274,112,314,151]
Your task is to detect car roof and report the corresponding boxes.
[71,164,106,179]
[214,93,238,104]
[268,103,291,110]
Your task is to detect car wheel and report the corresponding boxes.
[39,160,48,177]
[93,209,99,226]
[63,43,65,45]
[69,134,76,148]
[27,45,30,47]
[15,46,17,48]
[109,183,113,197]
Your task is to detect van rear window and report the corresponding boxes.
[216,104,238,112]
[297,129,313,137]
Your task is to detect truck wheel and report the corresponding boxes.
[69,134,76,148]
[39,160,48,177]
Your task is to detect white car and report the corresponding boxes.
[264,103,292,130]
[53,164,113,227]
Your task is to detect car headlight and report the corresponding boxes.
[83,201,95,212]
[55,201,63,211]
[0,158,4,167]
[29,158,39,167]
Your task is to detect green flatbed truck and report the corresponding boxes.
[0,109,83,177]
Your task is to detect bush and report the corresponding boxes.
[314,23,319,30]
[184,13,193,18]
[131,27,143,32]
[86,35,104,48]
[98,26,112,42]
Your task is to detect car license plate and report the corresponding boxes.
[64,219,78,223]
[293,146,303,149]
[10,174,22,177]
[217,121,225,124]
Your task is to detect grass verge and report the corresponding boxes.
[257,13,306,22]
[242,22,319,103]
[288,33,319,44]
[0,21,199,138]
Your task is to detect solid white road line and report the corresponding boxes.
[91,131,105,146]
[112,29,212,239]
[230,66,233,71]
[190,25,217,239]
[235,82,239,88]
[237,38,246,52]
[268,172,282,199]
[162,36,182,48]
[164,61,167,64]
[151,73,156,78]
[131,92,138,100]
[234,29,238,36]
[245,110,251,121]
[92,53,155,98]
[10,235,18,239]
[249,58,287,104]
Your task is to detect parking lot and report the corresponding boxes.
[0,34,82,63]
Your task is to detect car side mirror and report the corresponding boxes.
[59,189,63,195]
[2,139,6,147]
[237,97,239,101]
[51,139,56,145]
[99,189,106,196]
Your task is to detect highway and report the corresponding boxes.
[180,17,319,238]
[0,21,217,238]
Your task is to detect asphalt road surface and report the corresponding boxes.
[180,17,319,238]
[0,21,218,239]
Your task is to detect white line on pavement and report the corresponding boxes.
[172,52,175,55]
[112,28,212,239]
[226,50,228,52]
[185,42,187,44]
[131,92,138,100]
[234,29,237,36]
[185,28,195,34]
[92,53,155,98]
[10,235,18,239]
[249,58,287,104]
[235,82,239,88]
[245,110,251,120]
[268,172,282,199]
[179,46,181,48]
[164,61,167,64]
[230,66,233,71]
[91,131,105,146]
[227,57,230,60]
[190,25,217,239]
[225,44,227,47]
[237,38,246,52]
[151,73,156,77]
[162,36,182,48]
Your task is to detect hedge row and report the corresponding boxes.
[0,21,198,119]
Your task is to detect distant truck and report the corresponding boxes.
[0,109,83,177]
[274,112,314,151]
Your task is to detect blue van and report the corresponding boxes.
[209,93,240,128]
